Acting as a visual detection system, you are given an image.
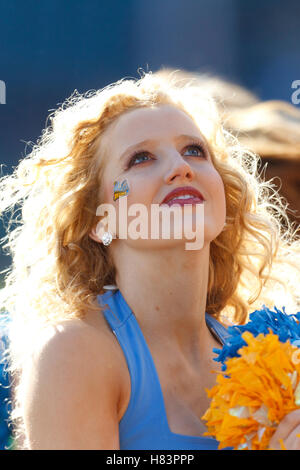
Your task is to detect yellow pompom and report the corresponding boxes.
[202,332,300,450]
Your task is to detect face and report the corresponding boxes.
[90,104,226,250]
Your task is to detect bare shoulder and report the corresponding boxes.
[22,306,130,449]
[31,307,127,388]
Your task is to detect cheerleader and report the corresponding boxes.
[0,72,299,449]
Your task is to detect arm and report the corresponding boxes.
[22,322,122,449]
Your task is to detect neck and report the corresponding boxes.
[110,242,214,360]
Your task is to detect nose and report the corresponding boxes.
[164,152,195,185]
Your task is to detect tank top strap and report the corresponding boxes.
[205,312,231,345]
[97,289,168,448]
[97,289,132,328]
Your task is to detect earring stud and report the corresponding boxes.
[101,231,113,246]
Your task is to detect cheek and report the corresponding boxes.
[103,181,114,204]
[124,175,157,206]
[206,169,226,213]
[102,176,152,212]
[215,172,226,201]
[99,165,114,204]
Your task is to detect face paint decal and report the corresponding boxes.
[113,179,130,201]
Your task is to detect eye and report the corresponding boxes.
[127,151,153,168]
[183,144,206,158]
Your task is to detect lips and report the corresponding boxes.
[160,186,205,206]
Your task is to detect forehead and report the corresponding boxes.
[101,104,203,156]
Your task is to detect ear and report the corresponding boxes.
[89,219,107,244]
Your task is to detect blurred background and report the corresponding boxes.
[0,0,299,449]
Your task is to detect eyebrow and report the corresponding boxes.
[119,134,207,161]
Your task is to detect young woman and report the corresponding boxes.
[0,72,299,449]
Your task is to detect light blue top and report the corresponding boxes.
[97,288,231,450]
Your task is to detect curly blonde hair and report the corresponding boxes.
[0,71,299,445]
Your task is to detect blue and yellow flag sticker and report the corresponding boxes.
[113,179,129,201]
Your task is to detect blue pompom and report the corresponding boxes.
[213,305,300,371]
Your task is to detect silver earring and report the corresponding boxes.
[103,284,118,291]
[101,231,113,246]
